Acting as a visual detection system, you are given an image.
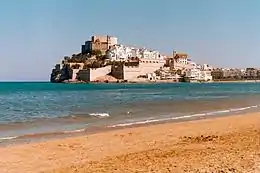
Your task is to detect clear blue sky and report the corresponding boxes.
[0,0,260,81]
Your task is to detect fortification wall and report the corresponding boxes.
[89,66,111,81]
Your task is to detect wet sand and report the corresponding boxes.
[0,113,260,173]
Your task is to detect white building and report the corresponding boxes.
[185,62,213,82]
[172,51,190,70]
[201,64,213,71]
[107,45,165,61]
[106,45,131,61]
[139,48,162,59]
[186,69,212,82]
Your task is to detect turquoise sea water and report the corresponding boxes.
[1,82,260,143]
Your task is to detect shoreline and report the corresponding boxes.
[1,103,258,147]
[58,79,260,84]
[212,79,260,83]
[0,112,259,172]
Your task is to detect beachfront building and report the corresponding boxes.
[220,68,245,80]
[185,62,213,82]
[245,68,259,79]
[154,68,182,81]
[211,68,224,80]
[81,35,118,55]
[211,68,252,81]
[186,69,212,82]
[211,68,260,81]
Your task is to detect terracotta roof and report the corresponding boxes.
[174,53,188,59]
[176,53,188,56]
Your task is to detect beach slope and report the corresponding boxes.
[0,113,260,173]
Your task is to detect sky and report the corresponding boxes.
[0,0,260,81]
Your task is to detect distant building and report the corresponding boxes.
[201,64,213,71]
[106,45,133,61]
[111,59,165,81]
[106,44,165,62]
[154,68,182,81]
[81,41,92,54]
[167,51,191,70]
[81,35,118,55]
[173,51,188,67]
[211,68,224,80]
[185,62,213,82]
[245,68,258,79]
[106,44,167,81]
[211,68,246,80]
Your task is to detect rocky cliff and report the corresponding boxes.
[50,64,72,83]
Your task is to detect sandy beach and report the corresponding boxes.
[0,113,259,173]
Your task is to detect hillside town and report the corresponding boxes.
[51,35,260,83]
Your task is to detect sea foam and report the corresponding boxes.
[88,113,110,117]
[109,105,259,128]
[0,136,18,141]
[64,128,85,133]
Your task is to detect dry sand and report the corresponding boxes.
[0,113,260,173]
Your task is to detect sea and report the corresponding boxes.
[0,82,260,145]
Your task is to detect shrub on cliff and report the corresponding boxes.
[71,64,81,69]
[91,50,102,56]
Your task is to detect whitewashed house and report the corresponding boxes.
[185,62,213,82]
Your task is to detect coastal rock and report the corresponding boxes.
[61,80,87,84]
[50,65,72,83]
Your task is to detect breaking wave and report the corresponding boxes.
[0,128,86,142]
[0,105,259,142]
[88,113,110,117]
[108,105,259,128]
[0,136,18,141]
